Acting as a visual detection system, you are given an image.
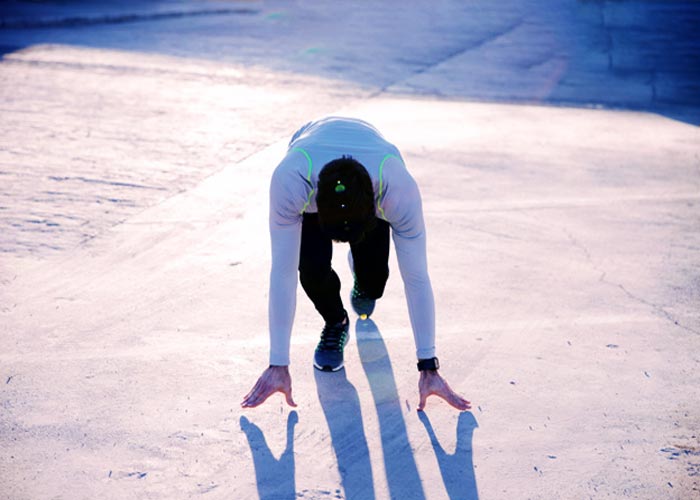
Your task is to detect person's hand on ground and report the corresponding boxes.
[241,365,297,408]
[418,370,471,411]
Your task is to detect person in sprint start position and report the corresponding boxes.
[242,117,470,411]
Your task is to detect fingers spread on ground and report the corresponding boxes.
[244,380,263,400]
[457,397,472,410]
[245,393,266,408]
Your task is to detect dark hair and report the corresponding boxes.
[316,156,376,243]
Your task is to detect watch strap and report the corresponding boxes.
[417,357,440,371]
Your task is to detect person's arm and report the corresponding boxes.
[242,162,306,408]
[381,157,435,359]
[381,157,471,411]
[268,221,301,365]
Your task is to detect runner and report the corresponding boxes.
[242,117,470,411]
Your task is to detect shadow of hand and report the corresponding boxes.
[418,411,479,500]
[240,411,298,500]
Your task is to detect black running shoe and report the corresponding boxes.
[350,282,376,319]
[313,312,350,372]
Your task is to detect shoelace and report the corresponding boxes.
[318,322,347,351]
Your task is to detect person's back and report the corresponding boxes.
[273,117,403,218]
[288,116,391,152]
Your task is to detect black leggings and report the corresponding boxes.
[299,213,390,324]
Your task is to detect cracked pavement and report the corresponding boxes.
[0,1,699,499]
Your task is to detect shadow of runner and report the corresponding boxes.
[314,369,376,500]
[418,412,479,500]
[240,411,298,500]
[355,318,426,500]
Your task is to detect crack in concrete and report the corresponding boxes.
[0,7,258,30]
[560,224,698,336]
[562,227,592,263]
[599,271,699,336]
[460,222,522,241]
[376,17,525,95]
[47,176,167,191]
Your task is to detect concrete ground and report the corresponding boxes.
[1,1,699,499]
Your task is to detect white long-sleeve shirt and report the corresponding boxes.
[268,117,436,365]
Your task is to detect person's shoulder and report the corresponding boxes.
[381,154,415,183]
[273,148,312,177]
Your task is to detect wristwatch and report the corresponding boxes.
[417,357,440,371]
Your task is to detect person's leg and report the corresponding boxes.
[299,213,345,324]
[349,218,391,299]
